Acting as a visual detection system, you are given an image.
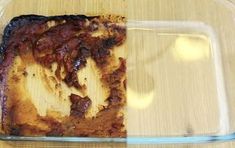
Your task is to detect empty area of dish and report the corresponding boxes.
[127,22,226,136]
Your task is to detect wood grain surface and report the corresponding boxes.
[1,0,235,147]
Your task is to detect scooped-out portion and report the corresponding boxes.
[0,15,126,137]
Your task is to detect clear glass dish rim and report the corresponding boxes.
[1,134,235,144]
[0,20,235,144]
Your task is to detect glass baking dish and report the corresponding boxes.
[0,0,235,145]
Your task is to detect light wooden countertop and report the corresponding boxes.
[1,0,235,147]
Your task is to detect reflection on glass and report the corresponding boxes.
[127,86,154,109]
[127,67,155,109]
[172,36,210,61]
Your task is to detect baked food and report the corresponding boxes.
[0,15,126,137]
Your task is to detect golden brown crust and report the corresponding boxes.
[0,15,126,137]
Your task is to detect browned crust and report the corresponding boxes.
[0,15,126,137]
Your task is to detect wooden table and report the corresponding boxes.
[1,0,235,147]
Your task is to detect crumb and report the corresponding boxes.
[55,83,61,89]
[0,75,3,82]
[49,76,57,83]
[22,71,28,77]
[12,75,20,82]
[98,105,106,111]
[59,91,62,98]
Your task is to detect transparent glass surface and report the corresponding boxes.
[128,21,226,136]
[0,0,235,145]
[126,0,235,144]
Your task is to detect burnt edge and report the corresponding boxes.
[0,15,98,55]
[0,15,99,127]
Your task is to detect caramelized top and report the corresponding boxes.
[0,15,126,137]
